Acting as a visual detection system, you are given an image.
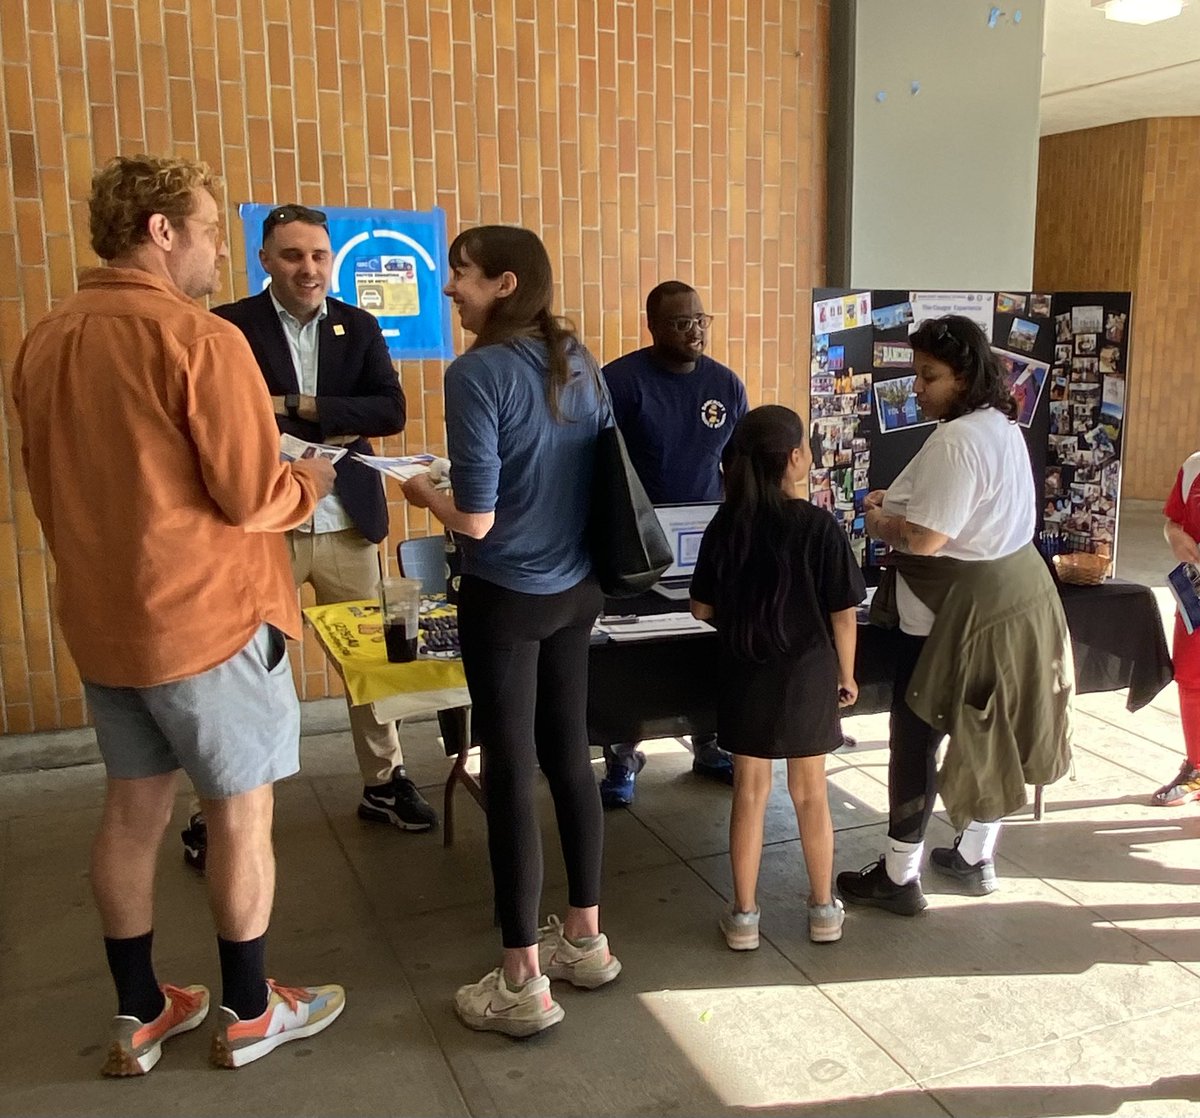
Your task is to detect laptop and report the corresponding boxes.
[651,503,721,600]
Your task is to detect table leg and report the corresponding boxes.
[439,707,483,848]
[1034,783,1044,821]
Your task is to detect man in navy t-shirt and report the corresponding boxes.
[600,281,748,807]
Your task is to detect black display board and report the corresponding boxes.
[809,288,1132,577]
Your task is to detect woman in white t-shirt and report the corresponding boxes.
[837,315,1063,916]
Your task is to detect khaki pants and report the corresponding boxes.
[289,528,403,787]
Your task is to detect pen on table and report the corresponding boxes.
[601,614,639,625]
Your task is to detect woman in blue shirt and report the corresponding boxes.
[402,226,620,1037]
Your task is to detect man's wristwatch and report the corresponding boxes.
[284,393,301,420]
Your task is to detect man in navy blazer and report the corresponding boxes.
[211,204,437,835]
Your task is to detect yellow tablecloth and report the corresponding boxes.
[302,599,467,710]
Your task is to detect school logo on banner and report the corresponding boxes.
[701,399,728,429]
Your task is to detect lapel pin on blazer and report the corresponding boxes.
[333,323,345,336]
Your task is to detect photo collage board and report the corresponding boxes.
[809,288,1133,578]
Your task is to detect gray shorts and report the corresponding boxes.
[84,623,301,799]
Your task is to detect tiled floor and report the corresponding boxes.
[2,500,1199,1116]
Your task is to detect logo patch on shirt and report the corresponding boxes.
[700,399,728,429]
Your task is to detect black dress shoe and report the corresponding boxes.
[930,842,998,895]
[836,859,928,916]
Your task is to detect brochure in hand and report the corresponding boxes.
[354,453,452,487]
[1167,562,1200,635]
[280,433,347,463]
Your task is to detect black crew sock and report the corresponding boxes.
[217,934,269,1020]
[104,931,166,1022]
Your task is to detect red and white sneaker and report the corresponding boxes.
[210,979,345,1068]
[101,983,210,1076]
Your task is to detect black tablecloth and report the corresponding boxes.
[586,577,1173,747]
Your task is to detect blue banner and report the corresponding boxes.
[238,204,454,360]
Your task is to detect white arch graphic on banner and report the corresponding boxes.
[330,229,439,297]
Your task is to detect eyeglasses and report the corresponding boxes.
[262,204,327,241]
[666,314,714,333]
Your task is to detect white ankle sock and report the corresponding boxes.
[884,839,924,885]
[956,819,1002,865]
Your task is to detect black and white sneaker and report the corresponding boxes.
[357,768,438,831]
[930,838,998,895]
[181,812,207,874]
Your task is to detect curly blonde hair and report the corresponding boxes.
[89,155,219,261]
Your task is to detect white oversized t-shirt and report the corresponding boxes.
[882,407,1036,635]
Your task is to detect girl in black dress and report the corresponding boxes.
[690,406,865,946]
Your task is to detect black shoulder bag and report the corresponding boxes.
[585,361,672,597]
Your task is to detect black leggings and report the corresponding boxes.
[887,631,946,844]
[457,573,605,948]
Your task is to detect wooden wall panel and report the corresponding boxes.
[0,0,829,731]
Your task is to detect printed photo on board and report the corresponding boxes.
[873,375,934,433]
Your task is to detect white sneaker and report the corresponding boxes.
[537,915,622,989]
[719,905,760,950]
[808,897,845,943]
[210,980,345,1068]
[454,968,564,1038]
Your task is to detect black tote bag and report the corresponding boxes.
[586,366,672,597]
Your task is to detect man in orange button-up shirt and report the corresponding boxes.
[12,156,344,1075]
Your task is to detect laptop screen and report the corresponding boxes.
[654,503,721,580]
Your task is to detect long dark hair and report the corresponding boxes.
[448,225,580,420]
[711,405,806,662]
[909,314,1018,421]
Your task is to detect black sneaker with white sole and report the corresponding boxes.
[930,840,998,895]
[358,768,438,831]
[837,858,928,916]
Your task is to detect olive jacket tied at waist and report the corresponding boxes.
[870,544,1074,828]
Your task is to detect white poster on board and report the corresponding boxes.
[908,291,995,341]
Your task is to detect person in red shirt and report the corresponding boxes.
[1156,451,1200,806]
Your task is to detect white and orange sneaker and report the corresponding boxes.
[101,983,210,1076]
[210,979,345,1068]
[454,968,564,1038]
[537,915,622,988]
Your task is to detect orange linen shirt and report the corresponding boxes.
[13,267,320,688]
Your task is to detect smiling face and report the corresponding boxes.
[260,219,333,322]
[443,246,514,336]
[912,350,967,421]
[649,289,709,365]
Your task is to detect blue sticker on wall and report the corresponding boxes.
[239,204,454,360]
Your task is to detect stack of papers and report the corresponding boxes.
[593,612,714,642]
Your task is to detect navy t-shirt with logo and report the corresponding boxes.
[603,347,748,503]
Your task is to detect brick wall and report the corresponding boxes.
[1034,117,1200,500]
[0,0,829,733]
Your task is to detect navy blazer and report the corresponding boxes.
[213,291,406,544]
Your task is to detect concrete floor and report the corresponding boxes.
[2,501,1199,1117]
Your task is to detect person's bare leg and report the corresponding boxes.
[562,904,599,941]
[91,772,179,937]
[201,783,275,940]
[787,755,833,906]
[730,756,773,913]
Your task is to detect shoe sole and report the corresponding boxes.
[455,1001,565,1038]
[720,927,759,950]
[809,924,844,943]
[839,891,928,916]
[544,957,622,989]
[599,794,634,809]
[930,860,998,896]
[102,1005,210,1077]
[211,1000,345,1068]
[357,803,436,832]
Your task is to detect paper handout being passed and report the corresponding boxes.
[354,453,451,486]
[280,433,347,463]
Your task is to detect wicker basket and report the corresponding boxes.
[1052,552,1110,586]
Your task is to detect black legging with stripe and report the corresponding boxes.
[888,631,947,844]
[457,572,606,947]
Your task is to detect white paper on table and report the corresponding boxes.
[594,612,714,641]
[280,433,347,463]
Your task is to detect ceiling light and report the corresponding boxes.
[1091,0,1185,24]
